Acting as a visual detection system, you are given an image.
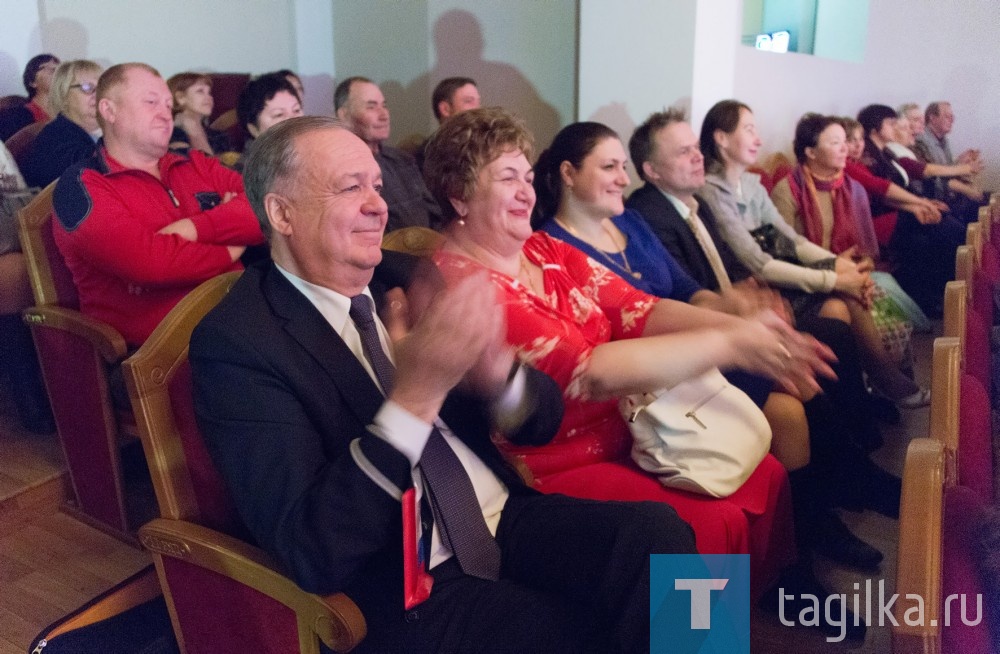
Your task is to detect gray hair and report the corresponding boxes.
[50,60,103,116]
[243,115,344,239]
[897,102,920,119]
[924,100,950,122]
[333,75,373,112]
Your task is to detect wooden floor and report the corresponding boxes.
[0,391,150,653]
[0,327,936,652]
[750,325,934,653]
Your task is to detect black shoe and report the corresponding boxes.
[852,423,884,453]
[864,392,900,425]
[761,566,867,642]
[810,511,882,572]
[832,460,902,519]
[859,462,902,519]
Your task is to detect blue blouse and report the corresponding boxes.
[540,209,702,303]
[541,209,772,407]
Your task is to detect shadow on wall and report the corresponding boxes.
[0,52,20,96]
[1,18,88,96]
[390,9,562,158]
[36,18,89,61]
[300,74,334,118]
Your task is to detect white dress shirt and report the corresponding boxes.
[276,263,509,570]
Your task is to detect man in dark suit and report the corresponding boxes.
[190,116,695,653]
[626,111,900,594]
[625,108,751,293]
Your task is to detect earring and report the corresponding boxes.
[457,218,466,226]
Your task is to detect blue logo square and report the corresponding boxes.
[650,554,750,653]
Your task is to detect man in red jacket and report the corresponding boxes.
[52,62,264,346]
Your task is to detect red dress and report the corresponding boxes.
[434,232,794,597]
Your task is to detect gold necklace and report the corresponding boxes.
[518,252,547,298]
[555,217,641,279]
[447,237,549,301]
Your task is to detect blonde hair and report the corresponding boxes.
[50,60,103,115]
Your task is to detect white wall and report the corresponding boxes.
[0,2,43,96]
[332,0,574,152]
[579,0,697,142]
[293,0,336,116]
[690,1,740,136]
[4,0,997,191]
[734,0,1000,189]
[813,0,868,64]
[427,0,574,151]
[0,0,298,98]
[34,0,296,77]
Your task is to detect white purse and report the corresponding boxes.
[621,367,772,498]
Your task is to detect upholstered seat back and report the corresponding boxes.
[125,271,249,537]
[6,120,49,171]
[125,271,368,653]
[941,485,991,653]
[958,374,993,503]
[18,181,137,537]
[165,360,250,539]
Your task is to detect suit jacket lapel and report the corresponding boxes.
[261,263,384,426]
[646,186,711,280]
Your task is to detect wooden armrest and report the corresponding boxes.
[966,222,982,263]
[381,226,444,257]
[209,108,237,133]
[22,304,128,363]
[929,337,961,483]
[139,518,366,652]
[943,279,967,343]
[892,438,945,650]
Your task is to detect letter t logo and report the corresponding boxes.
[675,578,729,629]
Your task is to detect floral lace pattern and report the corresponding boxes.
[434,232,656,456]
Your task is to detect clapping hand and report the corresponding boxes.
[738,310,838,399]
[384,270,513,422]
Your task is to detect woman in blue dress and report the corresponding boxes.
[531,121,896,585]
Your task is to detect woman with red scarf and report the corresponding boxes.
[771,113,926,400]
[771,113,879,262]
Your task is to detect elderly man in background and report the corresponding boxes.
[914,101,986,220]
[335,75,443,232]
[897,102,924,144]
[52,62,264,347]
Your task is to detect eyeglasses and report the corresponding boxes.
[70,82,97,95]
